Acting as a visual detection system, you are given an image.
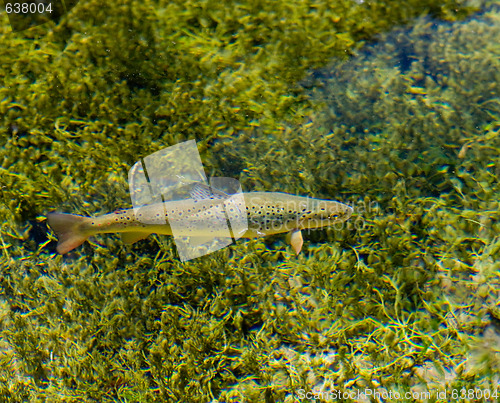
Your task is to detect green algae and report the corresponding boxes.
[0,0,499,401]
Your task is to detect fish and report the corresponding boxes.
[47,183,352,255]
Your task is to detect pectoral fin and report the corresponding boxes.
[288,229,303,255]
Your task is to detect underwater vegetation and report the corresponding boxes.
[0,0,499,401]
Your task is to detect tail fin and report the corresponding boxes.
[47,213,90,254]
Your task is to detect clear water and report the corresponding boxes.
[0,0,499,401]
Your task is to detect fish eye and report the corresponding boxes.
[329,214,339,220]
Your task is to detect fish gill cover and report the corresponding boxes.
[0,0,499,401]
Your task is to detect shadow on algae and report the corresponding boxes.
[0,0,500,402]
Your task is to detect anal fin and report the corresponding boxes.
[121,231,151,244]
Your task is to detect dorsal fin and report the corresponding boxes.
[190,183,229,201]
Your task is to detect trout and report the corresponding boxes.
[47,184,352,255]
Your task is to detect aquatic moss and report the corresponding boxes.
[0,0,498,401]
[214,2,500,400]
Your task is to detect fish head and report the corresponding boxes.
[298,199,353,230]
